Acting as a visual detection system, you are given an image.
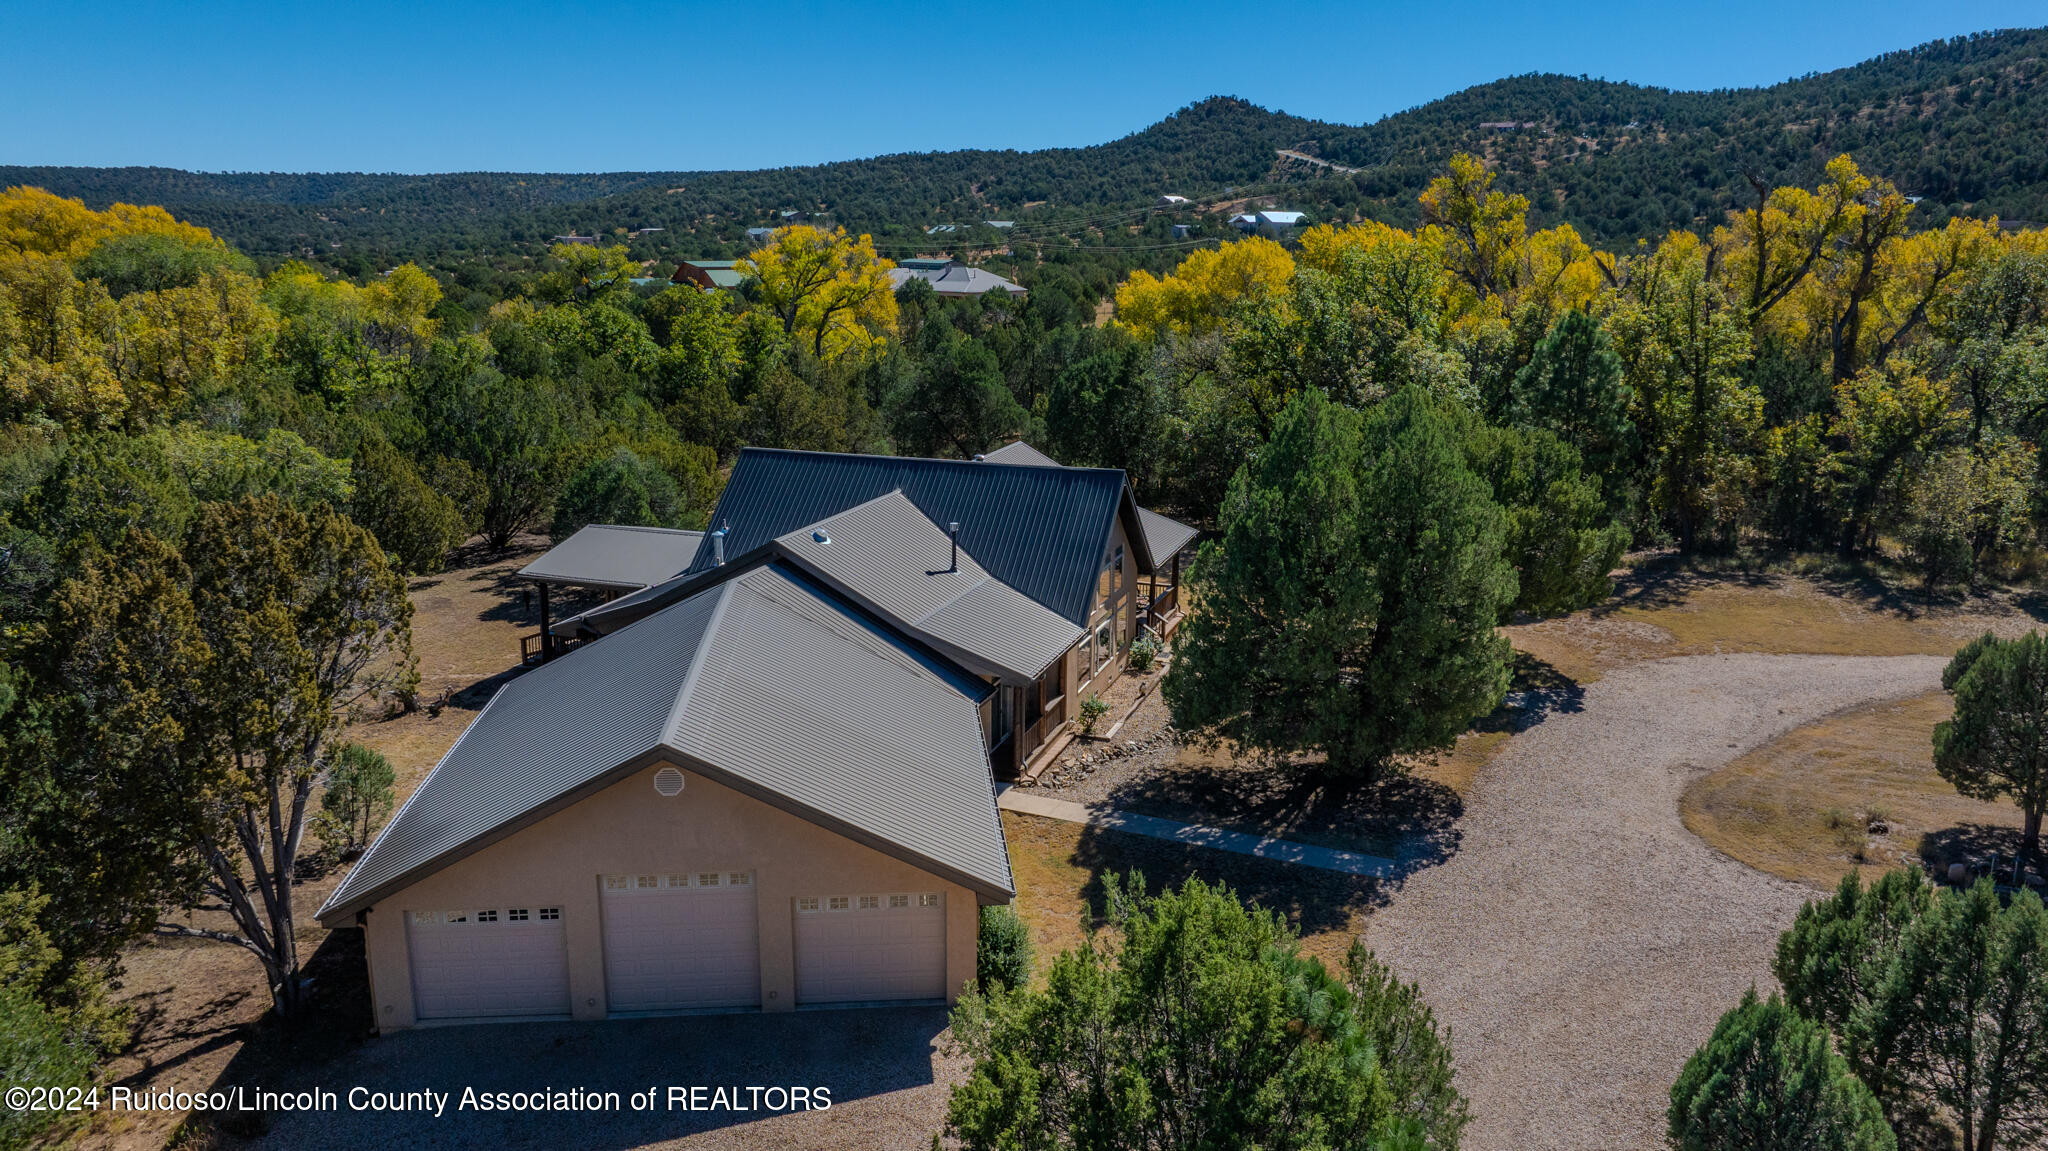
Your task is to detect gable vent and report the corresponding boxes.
[652,767,685,796]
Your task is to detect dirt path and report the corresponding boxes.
[1362,652,1948,1151]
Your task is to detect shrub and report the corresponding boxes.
[976,905,1032,993]
[946,875,1467,1151]
[1077,694,1110,735]
[0,986,95,1151]
[316,742,397,857]
[1669,988,1894,1151]
[1127,634,1160,673]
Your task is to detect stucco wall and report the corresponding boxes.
[360,761,988,1031]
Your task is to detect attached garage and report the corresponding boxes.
[794,891,948,1005]
[601,871,761,1012]
[406,907,569,1021]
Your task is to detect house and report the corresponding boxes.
[627,226,665,238]
[1172,223,1195,240]
[925,224,959,235]
[984,220,1015,230]
[745,227,776,244]
[889,258,1026,297]
[1157,194,1191,208]
[1255,210,1306,235]
[778,209,808,223]
[670,259,748,291]
[317,446,1198,1031]
[1229,213,1260,232]
[551,234,601,246]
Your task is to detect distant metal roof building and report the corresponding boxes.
[518,525,706,592]
[317,562,1014,924]
[888,261,1026,297]
[686,448,1149,624]
[672,259,747,290]
[1257,210,1307,226]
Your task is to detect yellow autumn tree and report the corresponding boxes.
[0,187,263,426]
[1113,237,1295,340]
[734,226,897,360]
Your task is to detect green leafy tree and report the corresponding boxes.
[1164,387,1514,784]
[424,364,575,549]
[169,497,416,1014]
[1669,988,1896,1151]
[944,874,1467,1151]
[1866,880,2048,1151]
[1510,308,1634,482]
[550,446,699,538]
[891,328,1030,458]
[1,529,214,965]
[1773,869,1934,1103]
[347,437,477,574]
[1464,421,1628,617]
[315,741,396,858]
[1935,632,2048,872]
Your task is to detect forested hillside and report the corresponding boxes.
[4,27,2043,276]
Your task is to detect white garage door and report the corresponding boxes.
[601,871,760,1012]
[406,906,569,1020]
[794,890,947,1006]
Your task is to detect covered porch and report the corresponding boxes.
[515,524,704,662]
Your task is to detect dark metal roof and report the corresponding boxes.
[688,448,1137,624]
[1138,505,1200,566]
[977,442,1202,570]
[518,525,705,591]
[772,492,1081,682]
[317,563,1013,924]
[981,441,1061,467]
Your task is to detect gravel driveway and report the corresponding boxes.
[1362,652,1947,1151]
[250,1007,961,1150]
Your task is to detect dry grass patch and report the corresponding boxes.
[1681,691,2023,889]
[1506,567,2040,685]
[1411,730,1512,797]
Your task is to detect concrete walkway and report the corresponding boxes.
[996,787,1397,878]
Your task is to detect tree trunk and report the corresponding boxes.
[2021,807,2043,877]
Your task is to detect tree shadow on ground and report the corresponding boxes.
[1070,821,1386,943]
[1484,650,1584,731]
[1590,553,1777,616]
[1094,751,1461,871]
[1919,822,2027,873]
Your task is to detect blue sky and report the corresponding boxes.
[0,1,2040,173]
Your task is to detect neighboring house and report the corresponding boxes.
[1157,194,1191,207]
[1229,213,1260,232]
[889,258,1026,297]
[551,234,600,246]
[670,259,747,291]
[627,226,664,237]
[924,224,958,235]
[1171,223,1195,239]
[745,227,776,244]
[318,446,1197,1031]
[984,220,1015,229]
[516,524,705,662]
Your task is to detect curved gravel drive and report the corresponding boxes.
[1362,652,1947,1151]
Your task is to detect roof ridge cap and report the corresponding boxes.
[663,582,734,746]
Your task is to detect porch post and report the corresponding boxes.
[538,581,553,662]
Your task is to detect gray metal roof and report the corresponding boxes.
[688,448,1141,624]
[772,492,1081,682]
[317,563,1013,924]
[518,525,705,591]
[982,441,1061,467]
[887,264,1027,296]
[1138,505,1200,566]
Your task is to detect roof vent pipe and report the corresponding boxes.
[947,522,960,573]
[711,526,727,566]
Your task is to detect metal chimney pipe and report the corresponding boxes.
[711,527,727,566]
[948,522,960,573]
